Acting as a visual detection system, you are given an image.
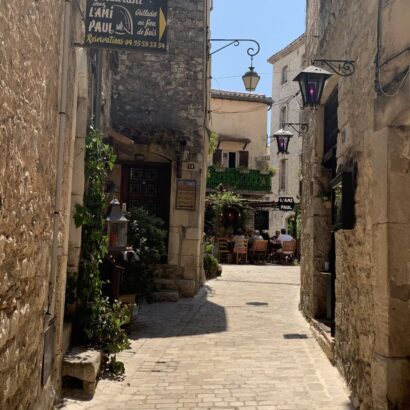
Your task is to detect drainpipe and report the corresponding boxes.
[47,0,72,321]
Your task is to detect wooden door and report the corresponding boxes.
[121,163,171,226]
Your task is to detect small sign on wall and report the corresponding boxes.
[176,179,196,211]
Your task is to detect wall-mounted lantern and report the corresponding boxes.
[273,129,293,154]
[107,198,128,250]
[294,60,355,107]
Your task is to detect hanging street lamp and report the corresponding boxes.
[293,60,355,107]
[242,61,260,92]
[273,129,294,154]
[210,39,261,92]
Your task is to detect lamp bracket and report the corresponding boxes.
[284,122,309,134]
[312,59,356,77]
[210,39,260,59]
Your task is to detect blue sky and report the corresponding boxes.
[211,0,306,98]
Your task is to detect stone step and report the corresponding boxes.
[155,264,184,279]
[157,278,178,290]
[151,290,179,303]
[62,347,101,397]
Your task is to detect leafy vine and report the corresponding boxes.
[74,127,130,359]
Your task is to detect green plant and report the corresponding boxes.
[74,126,130,356]
[207,129,219,155]
[126,207,167,300]
[205,190,248,236]
[108,355,125,374]
[203,242,220,279]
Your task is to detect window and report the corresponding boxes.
[280,105,288,128]
[222,152,238,168]
[281,65,289,84]
[279,159,287,191]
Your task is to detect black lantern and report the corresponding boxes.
[242,66,261,92]
[107,198,128,250]
[273,129,293,154]
[293,65,332,107]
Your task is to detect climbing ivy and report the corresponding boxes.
[74,127,130,357]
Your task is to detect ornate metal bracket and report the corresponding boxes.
[210,39,260,59]
[284,122,309,134]
[312,59,356,77]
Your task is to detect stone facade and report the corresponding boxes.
[0,1,89,408]
[301,1,410,409]
[108,0,211,294]
[209,90,272,172]
[268,35,305,235]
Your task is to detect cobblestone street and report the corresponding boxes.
[61,265,352,410]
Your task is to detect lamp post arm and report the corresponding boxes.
[210,39,261,58]
[312,59,356,77]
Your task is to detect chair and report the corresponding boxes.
[233,238,248,264]
[251,240,268,264]
[279,240,296,264]
[216,238,232,264]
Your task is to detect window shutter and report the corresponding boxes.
[239,151,249,167]
[213,149,222,165]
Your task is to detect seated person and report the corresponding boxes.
[277,228,293,243]
[232,229,245,250]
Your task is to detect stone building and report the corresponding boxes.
[106,0,211,298]
[300,1,410,408]
[208,90,273,231]
[0,1,89,408]
[268,34,305,235]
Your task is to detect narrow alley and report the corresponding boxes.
[61,265,352,410]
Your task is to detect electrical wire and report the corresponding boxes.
[375,0,410,97]
[211,105,268,114]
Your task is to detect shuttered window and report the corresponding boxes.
[239,151,249,167]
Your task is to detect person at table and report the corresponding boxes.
[277,228,293,243]
[248,230,263,250]
[232,229,246,253]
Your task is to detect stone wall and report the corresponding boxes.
[0,1,87,408]
[301,0,410,408]
[268,35,305,234]
[111,0,208,154]
[110,0,210,292]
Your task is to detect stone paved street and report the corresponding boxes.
[61,265,352,410]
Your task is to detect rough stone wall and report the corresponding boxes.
[0,1,61,408]
[111,0,208,153]
[301,0,377,408]
[302,0,410,408]
[0,1,86,408]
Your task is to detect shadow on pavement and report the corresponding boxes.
[128,287,227,340]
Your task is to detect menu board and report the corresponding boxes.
[176,180,196,211]
[85,0,168,52]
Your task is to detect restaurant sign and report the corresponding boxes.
[85,0,168,52]
[278,197,295,211]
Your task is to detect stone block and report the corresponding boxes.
[62,348,101,383]
[176,279,196,297]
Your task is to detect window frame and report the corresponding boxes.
[281,65,289,85]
